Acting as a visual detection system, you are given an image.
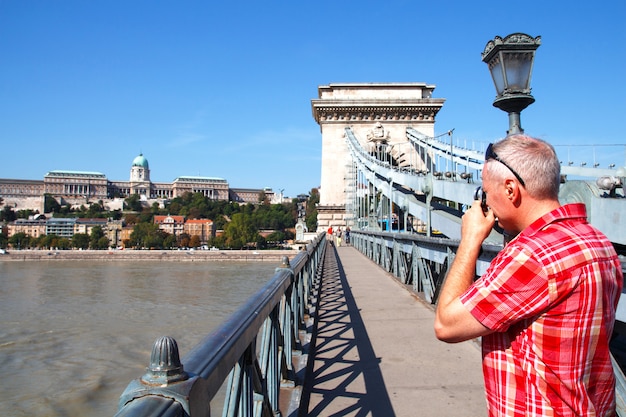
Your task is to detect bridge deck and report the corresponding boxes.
[300,243,486,417]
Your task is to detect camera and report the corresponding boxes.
[474,186,487,211]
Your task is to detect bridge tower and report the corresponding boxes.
[311,83,445,232]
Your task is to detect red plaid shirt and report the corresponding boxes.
[461,203,622,416]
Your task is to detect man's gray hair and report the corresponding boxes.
[489,134,561,199]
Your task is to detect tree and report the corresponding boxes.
[258,190,270,205]
[44,194,61,213]
[9,232,30,249]
[124,194,143,212]
[109,209,123,220]
[89,226,105,248]
[0,230,7,249]
[96,236,110,249]
[138,207,153,224]
[0,206,16,222]
[38,234,61,249]
[178,233,190,248]
[189,235,201,248]
[163,234,177,249]
[90,226,109,249]
[57,238,71,250]
[130,223,166,249]
[223,213,258,249]
[124,213,139,225]
[306,188,319,231]
[72,233,90,249]
[187,207,202,220]
[167,201,182,215]
[208,235,226,249]
[16,209,38,219]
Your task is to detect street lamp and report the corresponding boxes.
[481,33,541,134]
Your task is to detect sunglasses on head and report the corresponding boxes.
[485,143,526,187]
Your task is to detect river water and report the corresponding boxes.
[0,260,279,417]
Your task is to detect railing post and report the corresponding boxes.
[275,256,297,385]
[117,336,210,417]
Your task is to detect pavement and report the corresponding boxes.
[299,243,487,417]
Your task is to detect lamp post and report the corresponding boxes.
[481,33,541,135]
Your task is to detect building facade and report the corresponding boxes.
[0,153,277,212]
[311,83,445,231]
[153,215,185,237]
[183,219,214,244]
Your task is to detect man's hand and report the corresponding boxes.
[461,200,496,248]
[434,200,495,343]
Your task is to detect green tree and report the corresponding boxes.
[130,223,165,249]
[0,231,7,249]
[85,201,105,218]
[167,201,182,215]
[57,238,71,250]
[96,236,110,249]
[8,232,30,249]
[109,209,123,220]
[124,194,143,212]
[305,188,319,231]
[72,233,90,249]
[89,226,104,248]
[16,209,38,219]
[90,226,109,249]
[44,194,62,213]
[163,234,177,249]
[208,235,226,249]
[187,207,202,220]
[38,234,61,249]
[138,207,153,224]
[258,190,270,205]
[223,213,258,249]
[0,206,16,222]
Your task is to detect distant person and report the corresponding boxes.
[335,227,342,247]
[327,226,333,245]
[434,134,622,416]
[345,227,351,246]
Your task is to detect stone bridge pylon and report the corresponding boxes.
[311,83,445,232]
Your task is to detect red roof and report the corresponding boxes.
[185,219,213,224]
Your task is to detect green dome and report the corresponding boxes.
[132,153,149,169]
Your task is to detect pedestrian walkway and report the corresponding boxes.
[300,244,486,417]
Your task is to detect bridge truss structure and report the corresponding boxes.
[343,126,626,247]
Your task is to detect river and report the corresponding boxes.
[0,260,279,417]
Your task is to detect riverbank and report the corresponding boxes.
[0,248,298,262]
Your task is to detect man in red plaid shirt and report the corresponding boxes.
[435,135,623,416]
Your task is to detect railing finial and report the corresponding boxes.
[141,336,188,386]
[279,255,290,269]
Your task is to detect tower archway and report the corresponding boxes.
[311,83,445,232]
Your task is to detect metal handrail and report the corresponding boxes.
[115,233,326,417]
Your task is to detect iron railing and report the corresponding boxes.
[115,233,326,417]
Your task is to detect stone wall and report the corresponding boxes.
[0,249,298,262]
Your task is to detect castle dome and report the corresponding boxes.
[132,153,149,169]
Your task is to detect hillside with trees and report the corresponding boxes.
[0,189,320,250]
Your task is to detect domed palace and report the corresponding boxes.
[0,153,275,212]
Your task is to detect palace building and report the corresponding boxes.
[0,153,275,213]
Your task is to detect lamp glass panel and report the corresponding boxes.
[488,53,506,95]
[501,51,533,92]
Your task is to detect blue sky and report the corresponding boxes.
[1,1,624,198]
